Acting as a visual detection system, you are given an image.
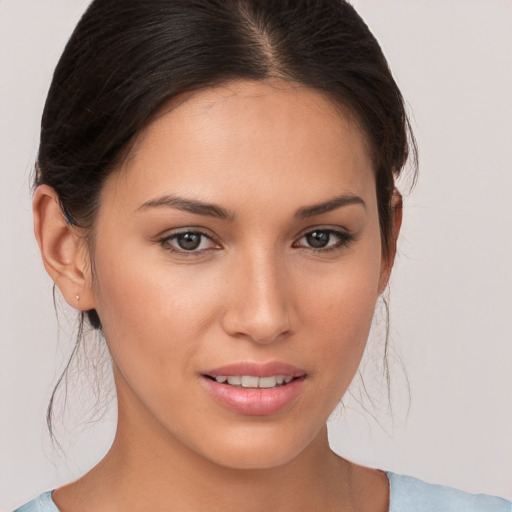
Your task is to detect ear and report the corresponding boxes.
[378,188,403,294]
[33,185,95,310]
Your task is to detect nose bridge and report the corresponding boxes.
[222,245,292,344]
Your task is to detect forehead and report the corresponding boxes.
[104,79,375,211]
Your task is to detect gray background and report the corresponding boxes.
[1,0,511,508]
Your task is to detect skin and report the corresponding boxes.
[34,80,400,511]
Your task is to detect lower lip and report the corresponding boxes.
[201,376,305,416]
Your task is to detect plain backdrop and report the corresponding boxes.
[1,0,511,509]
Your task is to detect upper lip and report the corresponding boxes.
[203,361,307,378]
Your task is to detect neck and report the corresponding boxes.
[54,401,355,511]
[52,372,389,512]
[99,418,352,511]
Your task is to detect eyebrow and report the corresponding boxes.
[295,194,366,218]
[137,195,235,221]
[137,193,365,220]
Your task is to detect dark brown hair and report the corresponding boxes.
[37,0,416,437]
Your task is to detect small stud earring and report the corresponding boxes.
[76,295,80,301]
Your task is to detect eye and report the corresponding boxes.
[160,230,220,253]
[293,228,354,252]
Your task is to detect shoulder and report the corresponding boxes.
[13,492,60,512]
[387,472,512,512]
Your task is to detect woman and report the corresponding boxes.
[10,0,511,510]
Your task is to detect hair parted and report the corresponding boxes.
[37,0,416,438]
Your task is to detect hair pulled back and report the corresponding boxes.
[38,0,414,256]
[38,0,416,437]
[38,1,415,433]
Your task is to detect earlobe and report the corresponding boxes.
[33,185,95,310]
[378,188,403,294]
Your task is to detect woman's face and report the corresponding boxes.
[90,80,388,469]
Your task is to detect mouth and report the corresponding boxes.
[203,374,302,389]
[200,362,307,416]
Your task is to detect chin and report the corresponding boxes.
[204,444,303,471]
[189,421,323,471]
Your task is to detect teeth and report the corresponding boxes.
[241,375,259,387]
[213,375,295,388]
[258,376,277,388]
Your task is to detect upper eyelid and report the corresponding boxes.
[156,225,352,247]
[158,227,217,241]
[295,229,350,242]
[158,229,220,251]
[294,225,351,239]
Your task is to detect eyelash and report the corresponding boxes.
[159,229,219,256]
[293,228,356,253]
[158,228,355,256]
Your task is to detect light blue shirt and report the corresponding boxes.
[13,472,512,511]
[386,473,511,511]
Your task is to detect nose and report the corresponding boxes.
[220,250,294,344]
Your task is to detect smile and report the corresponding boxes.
[209,375,295,388]
[201,372,306,415]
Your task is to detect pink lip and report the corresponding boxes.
[201,376,305,416]
[200,361,307,416]
[203,361,306,378]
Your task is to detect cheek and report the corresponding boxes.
[299,243,382,388]
[90,245,222,384]
[312,281,378,367]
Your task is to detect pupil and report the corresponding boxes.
[177,233,201,250]
[306,230,329,248]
